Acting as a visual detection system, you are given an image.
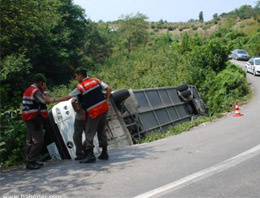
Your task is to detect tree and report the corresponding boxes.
[81,21,113,68]
[253,1,260,22]
[187,38,228,73]
[118,12,149,54]
[0,0,61,106]
[0,0,60,59]
[199,11,204,22]
[245,29,260,56]
[235,5,254,19]
[41,0,90,84]
[159,19,164,24]
[0,0,103,86]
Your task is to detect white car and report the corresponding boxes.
[246,57,260,76]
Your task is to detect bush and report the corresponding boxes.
[149,31,155,35]
[245,28,260,56]
[191,25,198,30]
[0,54,32,108]
[168,26,176,31]
[157,24,163,29]
[0,108,27,168]
[188,38,229,73]
[206,62,249,114]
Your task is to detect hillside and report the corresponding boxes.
[118,19,258,38]
[106,3,260,39]
[150,17,259,38]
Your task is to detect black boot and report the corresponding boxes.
[98,146,109,160]
[35,161,44,166]
[26,161,41,170]
[80,149,96,163]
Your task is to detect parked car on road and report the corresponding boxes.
[246,56,260,76]
[231,49,250,61]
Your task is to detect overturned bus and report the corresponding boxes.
[44,84,207,160]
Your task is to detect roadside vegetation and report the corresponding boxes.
[1,0,260,168]
[139,115,222,143]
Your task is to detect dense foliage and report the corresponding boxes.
[1,1,259,167]
[0,0,112,109]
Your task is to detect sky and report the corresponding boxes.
[73,0,257,23]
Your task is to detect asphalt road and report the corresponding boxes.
[1,60,259,198]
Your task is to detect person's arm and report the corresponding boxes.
[42,94,52,104]
[51,87,80,103]
[100,81,112,100]
[51,95,72,103]
[35,92,49,104]
[38,82,52,104]
[105,86,112,100]
[40,92,71,104]
[71,98,81,112]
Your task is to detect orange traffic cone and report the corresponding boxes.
[233,101,243,117]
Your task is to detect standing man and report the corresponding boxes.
[22,73,52,170]
[52,67,112,163]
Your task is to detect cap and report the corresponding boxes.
[75,67,87,73]
[33,73,46,83]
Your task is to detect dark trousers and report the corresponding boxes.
[84,112,108,150]
[73,119,85,157]
[25,117,44,163]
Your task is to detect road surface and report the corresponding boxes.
[1,60,259,198]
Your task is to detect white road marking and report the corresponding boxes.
[134,144,260,198]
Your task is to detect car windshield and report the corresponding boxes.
[237,50,247,54]
[255,59,260,65]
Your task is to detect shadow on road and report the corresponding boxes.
[0,144,162,196]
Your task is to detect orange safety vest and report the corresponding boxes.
[76,78,109,119]
[22,86,48,121]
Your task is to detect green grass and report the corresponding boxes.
[137,115,222,143]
